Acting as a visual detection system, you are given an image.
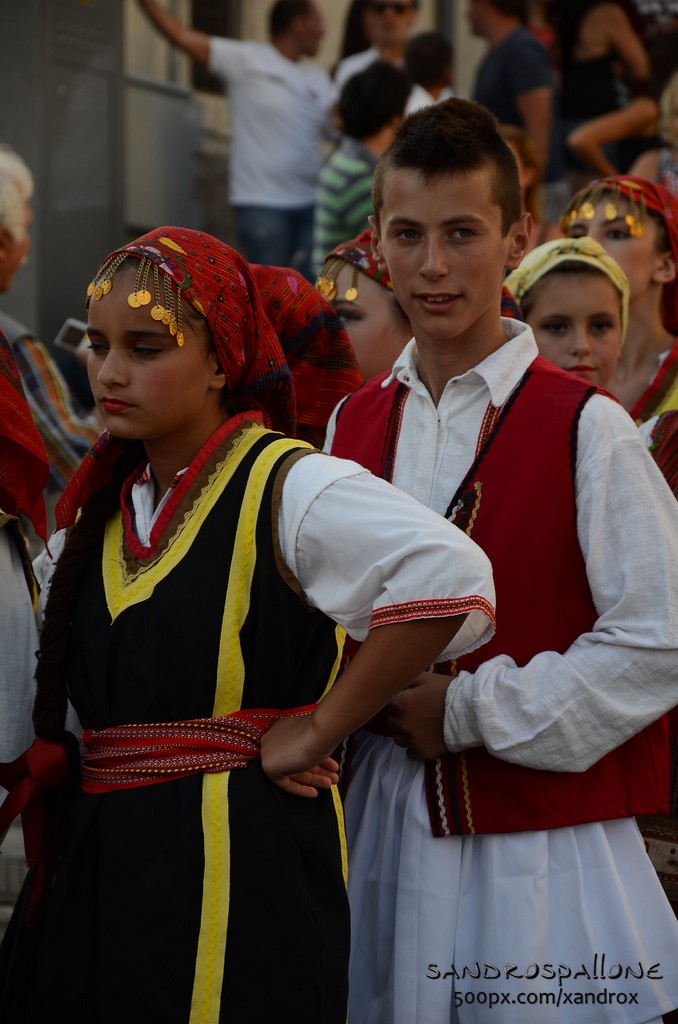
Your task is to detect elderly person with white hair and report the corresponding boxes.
[0,145,100,514]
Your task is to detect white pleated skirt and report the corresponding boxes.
[344,731,678,1024]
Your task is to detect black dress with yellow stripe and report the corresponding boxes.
[2,418,348,1023]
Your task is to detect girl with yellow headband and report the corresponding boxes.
[505,236,629,388]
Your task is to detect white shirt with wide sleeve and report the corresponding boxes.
[0,527,37,807]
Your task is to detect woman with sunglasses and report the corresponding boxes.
[333,0,419,90]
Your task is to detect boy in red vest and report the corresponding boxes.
[327,98,678,1023]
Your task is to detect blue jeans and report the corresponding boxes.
[233,204,315,282]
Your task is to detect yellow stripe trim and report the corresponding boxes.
[102,424,274,623]
[190,774,231,1024]
[212,436,312,717]
[325,625,348,883]
[460,750,475,834]
[190,434,312,1024]
[466,481,482,536]
[332,785,348,885]
[654,377,678,418]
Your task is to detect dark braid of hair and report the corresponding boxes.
[25,443,145,922]
[32,442,144,742]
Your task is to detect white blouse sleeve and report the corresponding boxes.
[33,528,83,737]
[638,414,659,448]
[0,529,38,795]
[278,452,496,660]
[33,528,67,627]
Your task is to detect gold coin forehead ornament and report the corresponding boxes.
[89,254,186,345]
[316,275,337,300]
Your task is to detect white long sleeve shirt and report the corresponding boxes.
[0,527,37,806]
[326,319,678,772]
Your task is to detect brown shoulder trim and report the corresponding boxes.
[271,448,315,603]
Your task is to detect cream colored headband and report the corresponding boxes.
[505,237,630,343]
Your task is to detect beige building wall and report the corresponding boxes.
[451,4,486,99]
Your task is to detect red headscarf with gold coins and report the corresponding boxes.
[251,264,362,448]
[316,228,393,301]
[561,176,678,335]
[56,228,296,529]
[0,329,48,539]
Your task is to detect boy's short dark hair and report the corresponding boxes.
[269,0,311,38]
[338,61,411,141]
[404,32,453,91]
[372,98,522,235]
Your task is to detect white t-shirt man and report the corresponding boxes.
[208,39,336,209]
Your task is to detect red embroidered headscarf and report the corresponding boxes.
[562,176,678,334]
[251,264,362,447]
[316,228,394,300]
[0,329,48,539]
[56,228,295,529]
[647,410,678,499]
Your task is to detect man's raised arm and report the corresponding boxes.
[137,0,211,68]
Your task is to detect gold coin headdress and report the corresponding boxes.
[560,180,647,239]
[87,252,185,346]
[316,229,394,304]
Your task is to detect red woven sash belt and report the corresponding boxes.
[80,705,317,792]
[0,707,315,865]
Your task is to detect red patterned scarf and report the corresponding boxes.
[0,328,48,539]
[251,264,362,447]
[647,410,678,497]
[56,228,297,529]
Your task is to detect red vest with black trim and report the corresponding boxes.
[331,356,669,836]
